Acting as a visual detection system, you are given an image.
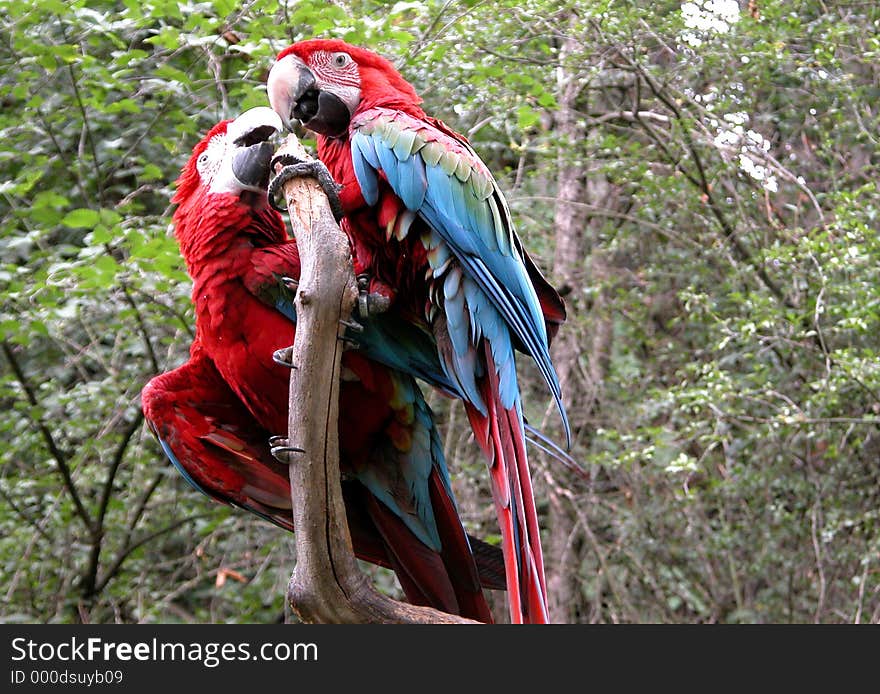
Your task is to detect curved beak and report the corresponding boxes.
[228,107,283,192]
[228,106,283,147]
[267,54,352,138]
[267,54,316,132]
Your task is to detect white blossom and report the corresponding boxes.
[712,113,780,193]
[680,0,740,46]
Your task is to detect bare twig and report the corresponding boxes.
[81,412,145,599]
[810,500,827,623]
[95,513,214,594]
[121,283,160,374]
[66,63,105,208]
[2,340,94,533]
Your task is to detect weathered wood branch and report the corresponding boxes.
[274,134,476,624]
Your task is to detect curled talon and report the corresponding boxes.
[339,318,363,333]
[270,153,299,170]
[357,274,370,317]
[268,155,344,221]
[268,434,306,460]
[366,292,391,315]
[272,346,296,368]
[357,290,391,317]
[280,276,299,289]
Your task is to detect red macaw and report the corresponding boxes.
[267,41,569,623]
[140,108,504,621]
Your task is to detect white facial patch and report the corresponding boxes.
[310,50,362,116]
[195,108,281,195]
[199,133,245,195]
[196,135,227,189]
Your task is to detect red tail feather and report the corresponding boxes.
[366,491,460,613]
[427,472,494,623]
[465,347,549,624]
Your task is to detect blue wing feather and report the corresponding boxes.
[352,135,380,206]
[274,297,297,323]
[353,130,381,168]
[375,140,400,193]
[350,114,570,443]
[395,151,428,211]
[354,372,446,550]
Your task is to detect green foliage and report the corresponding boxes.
[0,0,424,623]
[1,0,877,623]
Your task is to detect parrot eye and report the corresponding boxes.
[332,52,351,68]
[197,153,209,169]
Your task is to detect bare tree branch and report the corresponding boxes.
[274,135,476,624]
[2,339,94,533]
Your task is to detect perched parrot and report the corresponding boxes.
[267,40,569,623]
[140,108,505,621]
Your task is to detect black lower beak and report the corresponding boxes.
[232,141,275,191]
[301,91,351,138]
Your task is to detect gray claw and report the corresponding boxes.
[269,435,305,463]
[272,346,296,369]
[268,156,344,221]
[339,318,363,333]
[367,293,391,314]
[357,292,391,317]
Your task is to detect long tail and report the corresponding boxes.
[465,346,549,624]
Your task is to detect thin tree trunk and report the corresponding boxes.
[545,28,620,624]
[546,33,589,625]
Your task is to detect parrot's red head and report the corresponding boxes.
[267,39,423,138]
[172,107,285,257]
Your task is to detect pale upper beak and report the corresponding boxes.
[227,106,283,146]
[267,54,316,132]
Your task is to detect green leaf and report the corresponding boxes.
[537,91,557,108]
[61,209,100,229]
[99,209,122,226]
[89,225,111,245]
[140,163,164,181]
[516,105,540,129]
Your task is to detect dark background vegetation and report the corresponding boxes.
[1,0,878,623]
